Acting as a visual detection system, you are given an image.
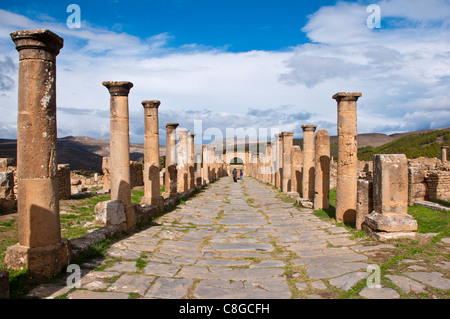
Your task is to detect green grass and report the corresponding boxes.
[408,205,450,234]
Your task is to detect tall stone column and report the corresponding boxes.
[5,29,71,278]
[177,128,189,192]
[188,133,196,189]
[103,80,135,231]
[314,129,330,210]
[441,146,448,163]
[292,146,303,194]
[141,100,163,211]
[211,147,217,181]
[202,145,209,185]
[333,92,361,223]
[165,123,179,197]
[282,132,294,193]
[275,133,284,189]
[301,125,317,199]
[196,154,203,187]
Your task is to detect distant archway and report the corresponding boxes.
[229,157,244,165]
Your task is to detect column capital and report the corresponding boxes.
[102,81,133,96]
[142,100,160,109]
[332,92,362,102]
[441,145,449,149]
[177,128,190,136]
[11,29,64,60]
[301,125,317,132]
[190,133,196,138]
[166,123,179,129]
[282,131,294,137]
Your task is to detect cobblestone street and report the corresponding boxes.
[26,177,450,299]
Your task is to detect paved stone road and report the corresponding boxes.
[26,177,450,299]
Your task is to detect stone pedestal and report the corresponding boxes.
[363,154,418,240]
[165,123,179,197]
[301,125,317,199]
[314,129,330,210]
[333,92,361,223]
[103,80,135,232]
[5,29,71,279]
[141,100,163,211]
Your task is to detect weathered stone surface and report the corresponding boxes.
[385,275,425,293]
[95,200,126,226]
[333,92,361,224]
[25,284,70,299]
[364,212,418,232]
[144,277,193,299]
[359,287,400,299]
[329,272,368,291]
[0,171,15,208]
[403,271,450,290]
[356,179,373,230]
[107,274,155,295]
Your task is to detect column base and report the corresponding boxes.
[4,239,72,279]
[364,211,418,232]
[362,223,417,241]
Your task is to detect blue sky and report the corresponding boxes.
[0,0,449,144]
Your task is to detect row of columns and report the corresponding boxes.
[4,29,229,279]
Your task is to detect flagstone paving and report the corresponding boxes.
[25,177,450,299]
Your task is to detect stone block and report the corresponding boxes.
[356,179,373,230]
[373,154,409,215]
[4,239,72,279]
[0,171,15,208]
[0,270,9,299]
[364,211,418,232]
[95,200,126,226]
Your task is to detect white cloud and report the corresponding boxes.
[0,1,449,145]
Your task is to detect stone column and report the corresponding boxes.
[314,129,330,210]
[363,154,418,240]
[103,81,135,231]
[165,123,179,197]
[301,125,317,199]
[265,143,272,183]
[177,129,189,193]
[211,147,217,181]
[5,29,71,278]
[275,133,283,189]
[441,146,448,163]
[188,133,196,189]
[141,100,163,211]
[196,154,203,187]
[282,132,294,193]
[292,146,303,194]
[202,145,209,185]
[333,92,361,223]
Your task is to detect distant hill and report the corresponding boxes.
[1,126,449,171]
[357,128,450,161]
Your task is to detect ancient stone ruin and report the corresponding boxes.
[2,29,449,289]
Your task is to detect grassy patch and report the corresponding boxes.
[408,205,449,234]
